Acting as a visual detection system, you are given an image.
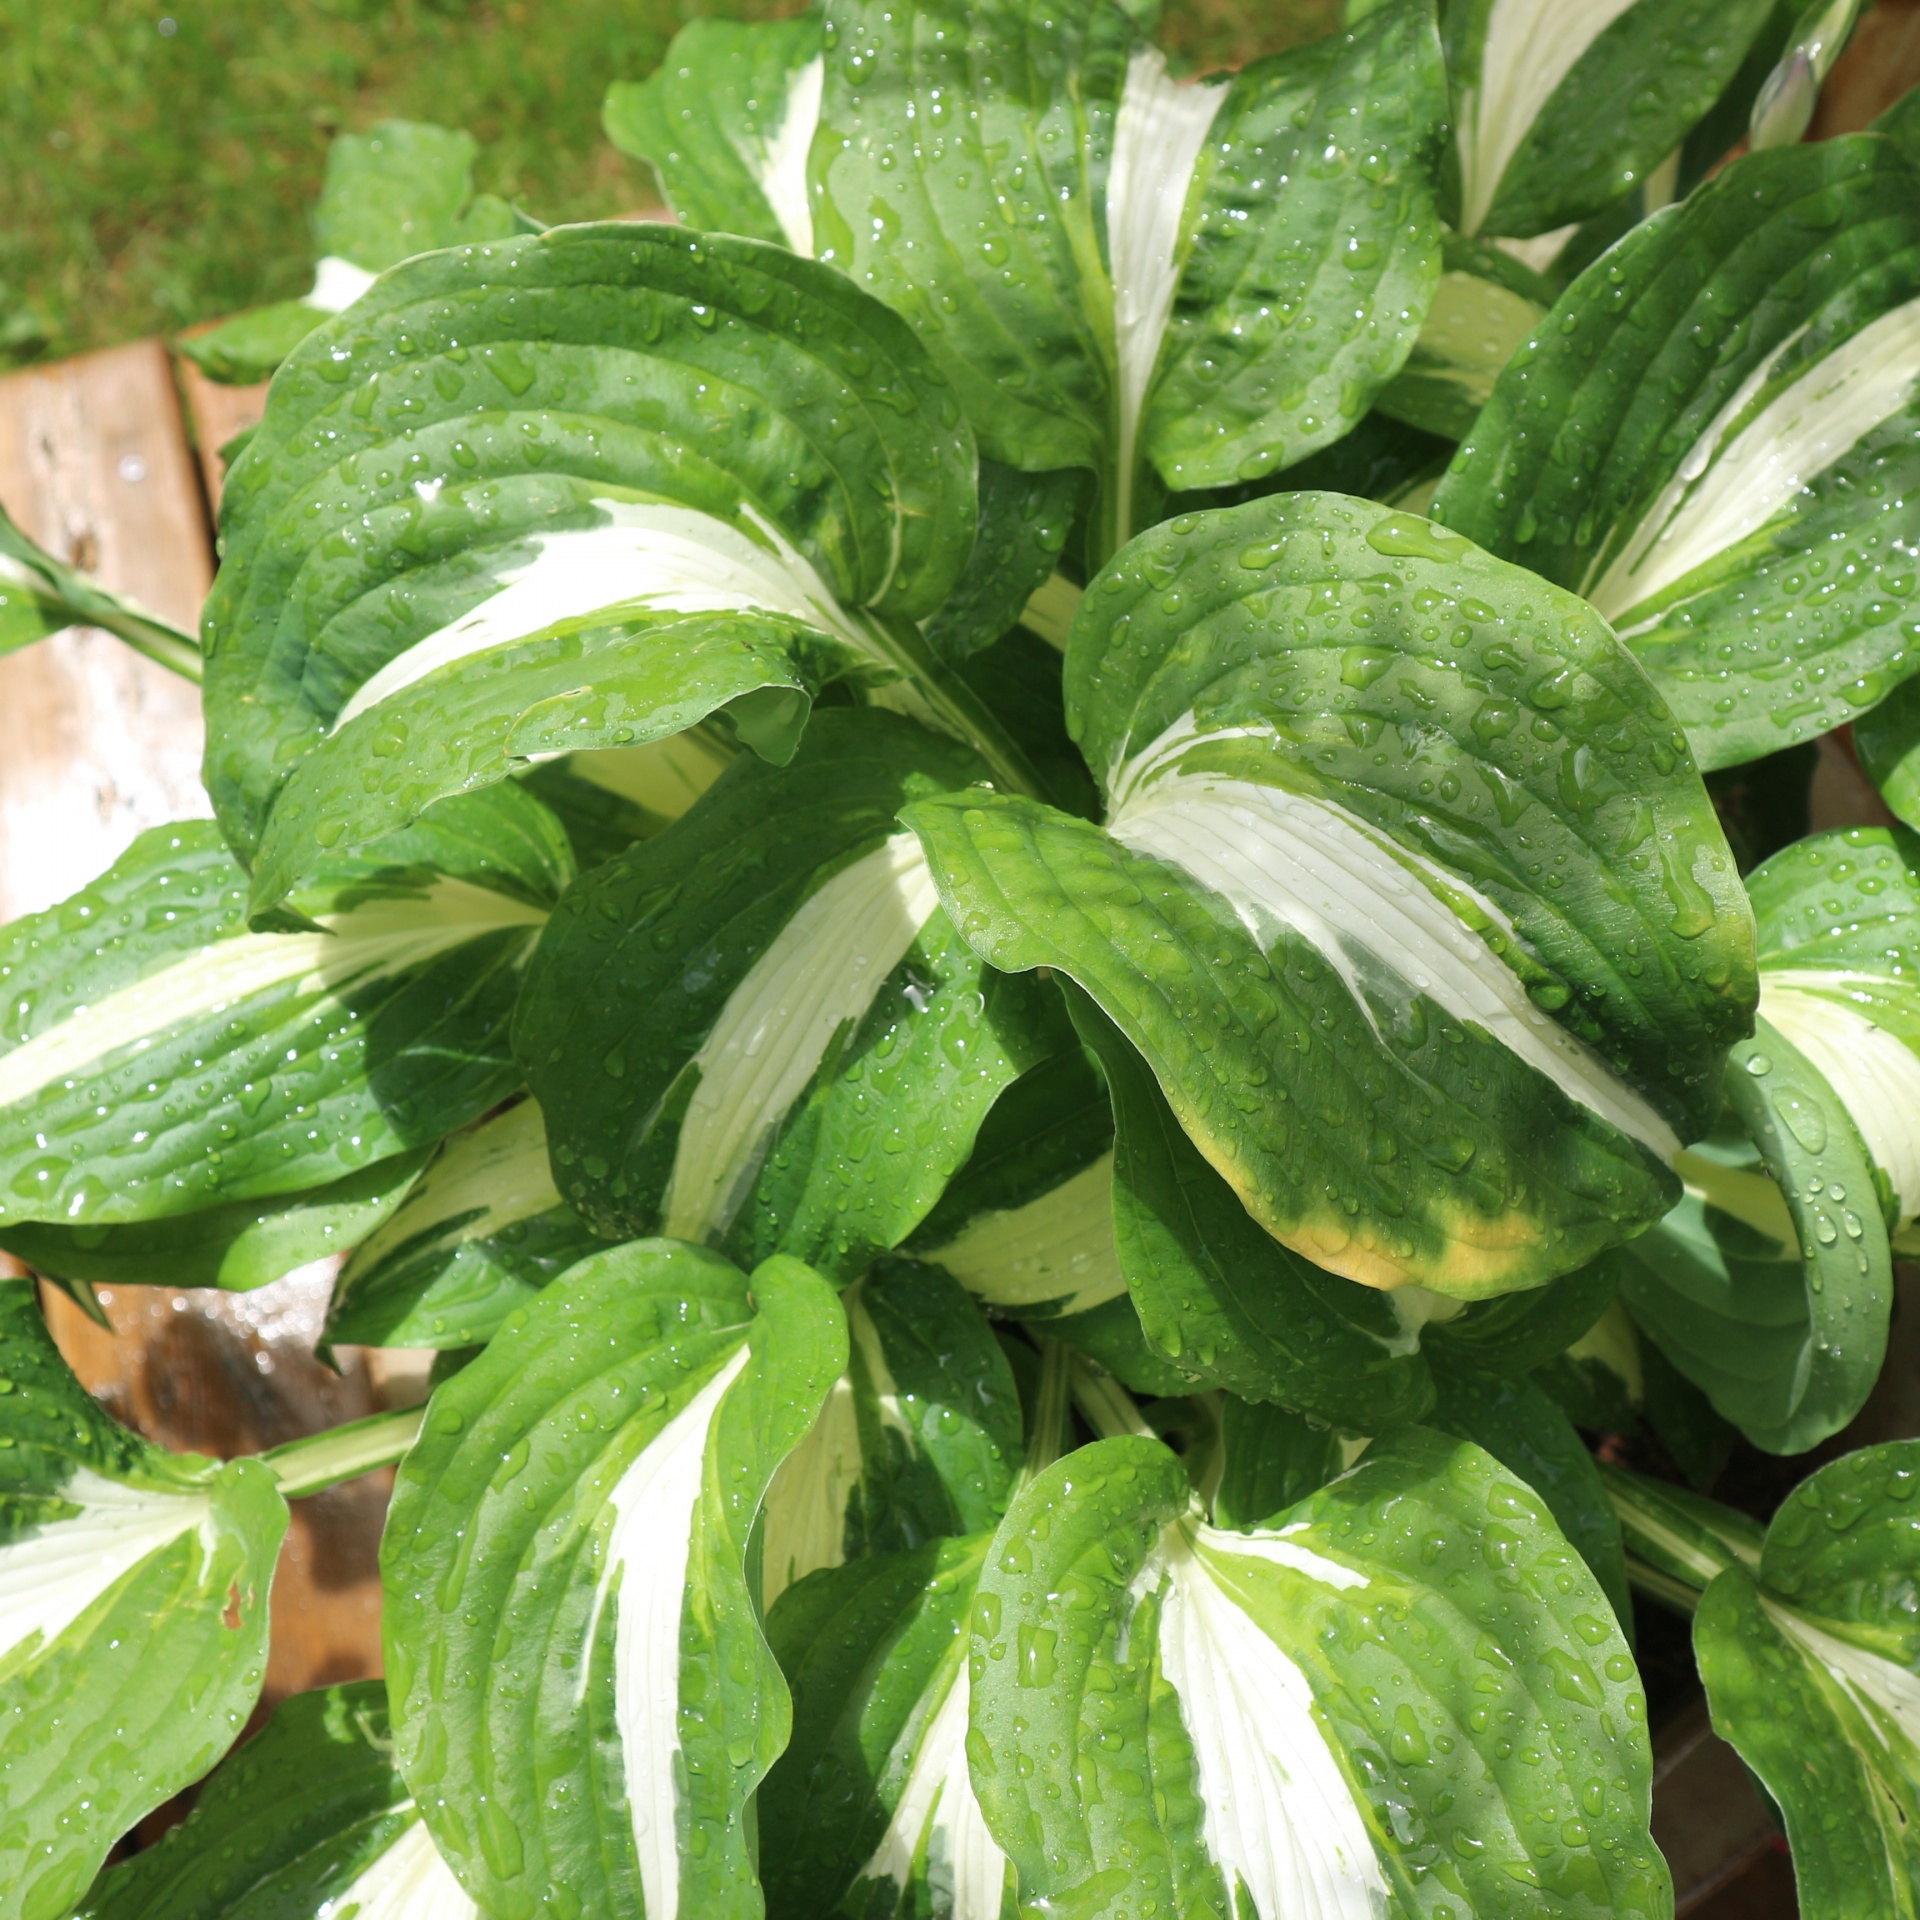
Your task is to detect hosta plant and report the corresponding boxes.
[4,1,1920,1917]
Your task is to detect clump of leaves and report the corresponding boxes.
[4,2,1920,1918]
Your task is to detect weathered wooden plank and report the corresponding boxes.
[0,340,213,923]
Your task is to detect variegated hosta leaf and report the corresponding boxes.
[324,1099,600,1350]
[0,1281,287,1920]
[761,1536,1014,1920]
[1622,1022,1893,1455]
[1441,0,1775,239]
[1423,1346,1632,1628]
[202,223,987,909]
[760,1260,1023,1607]
[0,804,562,1228]
[971,1430,1668,1917]
[382,1240,845,1920]
[77,1680,475,1920]
[516,710,1055,1267]
[1373,236,1549,441]
[0,1146,429,1294]
[1210,1396,1349,1529]
[1748,825,1920,1241]
[1628,1444,1920,1920]
[1434,136,1920,772]
[907,491,1754,1298]
[0,501,199,680]
[181,120,519,386]
[620,0,1445,549]
[1063,983,1439,1428]
[605,14,825,250]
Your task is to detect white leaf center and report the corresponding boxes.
[662,832,940,1242]
[316,1817,478,1920]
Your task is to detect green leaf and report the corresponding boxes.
[1747,825,1920,1240]
[1433,136,1920,771]
[78,1680,475,1920]
[761,1260,1023,1606]
[972,1428,1668,1916]
[1139,0,1447,495]
[1065,981,1438,1429]
[908,491,1752,1297]
[516,710,1055,1266]
[1855,673,1920,829]
[761,1536,1013,1920]
[1426,1245,1621,1376]
[0,818,552,1227]
[177,300,333,387]
[1623,1022,1893,1454]
[1878,80,1920,169]
[603,15,824,248]
[1210,1397,1347,1528]
[1690,1443,1920,1920]
[806,0,1444,551]
[1441,0,1776,238]
[1424,1346,1632,1629]
[0,501,199,680]
[0,1147,428,1293]
[923,462,1085,666]
[323,1099,600,1350]
[1532,1295,1646,1431]
[202,224,984,899]
[381,1240,846,1920]
[0,1281,287,1920]
[1604,1457,1764,1591]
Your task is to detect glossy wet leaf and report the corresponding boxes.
[381,1240,845,1920]
[907,490,1751,1297]
[0,1147,429,1294]
[0,1282,286,1920]
[323,1099,601,1350]
[1435,137,1920,771]
[516,710,1055,1267]
[78,1680,474,1920]
[760,1260,1023,1606]
[1440,0,1775,238]
[202,224,984,905]
[1621,1023,1893,1455]
[0,815,556,1228]
[761,1536,1013,1919]
[971,1429,1668,1917]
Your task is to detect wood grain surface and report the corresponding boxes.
[0,341,212,924]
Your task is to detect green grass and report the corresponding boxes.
[0,0,1338,369]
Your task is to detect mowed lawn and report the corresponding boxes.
[0,0,1338,369]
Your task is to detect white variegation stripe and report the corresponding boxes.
[1409,271,1544,408]
[1106,48,1227,532]
[754,56,824,256]
[1456,0,1640,235]
[344,1100,560,1282]
[1766,1599,1920,1753]
[0,880,546,1113]
[924,1154,1126,1316]
[1155,1525,1384,1919]
[0,1468,214,1665]
[761,1375,861,1607]
[567,731,733,818]
[760,1290,918,1605]
[1590,294,1920,623]
[1020,572,1083,652]
[307,255,380,314]
[662,833,941,1241]
[862,1654,1009,1916]
[1109,761,1680,1160]
[317,1816,477,1920]
[1760,970,1920,1225]
[334,501,870,731]
[603,1344,753,1920]
[1384,1283,1466,1354]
